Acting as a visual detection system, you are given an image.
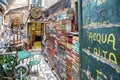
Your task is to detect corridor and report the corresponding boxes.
[25,49,58,80]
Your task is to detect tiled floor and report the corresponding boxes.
[25,50,57,80]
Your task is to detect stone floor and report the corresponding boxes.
[24,49,58,80]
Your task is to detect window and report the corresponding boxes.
[29,0,42,7]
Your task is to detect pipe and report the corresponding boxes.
[78,0,83,80]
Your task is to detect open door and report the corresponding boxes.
[29,22,43,49]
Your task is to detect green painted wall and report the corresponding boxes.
[78,0,120,80]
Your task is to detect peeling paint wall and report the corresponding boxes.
[79,0,120,80]
[42,0,59,10]
[9,0,28,10]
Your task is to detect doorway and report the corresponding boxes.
[29,22,43,49]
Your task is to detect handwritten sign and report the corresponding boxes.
[80,0,120,80]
